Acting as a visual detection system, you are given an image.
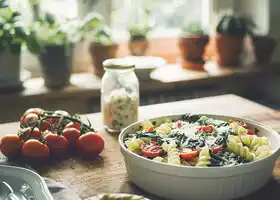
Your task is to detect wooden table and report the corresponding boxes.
[1,94,280,200]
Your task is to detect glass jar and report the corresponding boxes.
[101,58,139,133]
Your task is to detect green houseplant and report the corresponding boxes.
[0,0,36,91]
[178,22,209,70]
[88,24,118,77]
[215,13,255,66]
[31,12,103,88]
[128,23,150,56]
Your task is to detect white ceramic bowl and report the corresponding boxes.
[119,114,280,200]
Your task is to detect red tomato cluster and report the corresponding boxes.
[0,108,104,161]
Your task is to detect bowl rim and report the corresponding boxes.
[119,113,280,171]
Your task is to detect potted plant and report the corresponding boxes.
[178,22,209,70]
[252,35,277,65]
[31,12,103,88]
[128,23,150,56]
[88,24,118,77]
[0,0,34,91]
[214,13,255,66]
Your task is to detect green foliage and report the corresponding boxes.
[91,24,113,45]
[0,0,28,54]
[216,13,256,37]
[182,22,204,35]
[29,12,104,53]
[128,24,150,41]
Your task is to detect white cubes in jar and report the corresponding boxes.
[101,58,139,133]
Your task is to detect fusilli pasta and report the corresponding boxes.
[196,146,211,167]
[240,135,269,151]
[230,123,248,135]
[162,142,180,165]
[156,123,172,135]
[227,135,256,161]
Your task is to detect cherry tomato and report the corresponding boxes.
[53,110,70,117]
[18,127,41,141]
[180,149,198,160]
[239,121,249,129]
[247,129,255,135]
[197,125,213,133]
[0,135,23,157]
[22,113,39,127]
[212,146,224,153]
[145,127,154,132]
[62,128,80,147]
[140,141,162,158]
[76,132,104,158]
[65,122,80,130]
[51,110,70,127]
[44,132,68,156]
[23,108,44,116]
[22,139,49,159]
[176,121,182,127]
[39,119,52,131]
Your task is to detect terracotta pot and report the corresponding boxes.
[89,43,118,77]
[215,34,244,66]
[39,44,73,89]
[253,35,276,64]
[181,59,205,71]
[128,40,149,56]
[178,35,209,63]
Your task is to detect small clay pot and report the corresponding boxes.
[253,35,276,64]
[128,40,149,56]
[39,44,73,89]
[178,35,209,62]
[181,59,205,71]
[215,34,244,66]
[89,42,118,77]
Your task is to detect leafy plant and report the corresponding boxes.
[128,23,150,41]
[29,12,104,53]
[0,0,31,54]
[182,22,205,35]
[216,13,256,37]
[87,24,113,45]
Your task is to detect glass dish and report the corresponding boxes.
[0,165,53,200]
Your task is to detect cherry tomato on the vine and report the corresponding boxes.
[51,110,71,127]
[19,127,41,141]
[76,132,104,158]
[22,113,39,127]
[65,122,80,130]
[44,132,69,156]
[23,108,44,116]
[22,139,49,159]
[62,127,80,147]
[0,135,23,157]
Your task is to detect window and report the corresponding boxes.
[6,0,274,77]
[111,0,209,40]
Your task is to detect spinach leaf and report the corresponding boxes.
[181,113,201,123]
[136,131,164,145]
[136,131,157,139]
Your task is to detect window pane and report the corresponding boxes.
[112,0,204,39]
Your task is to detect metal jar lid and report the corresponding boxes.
[103,58,135,69]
